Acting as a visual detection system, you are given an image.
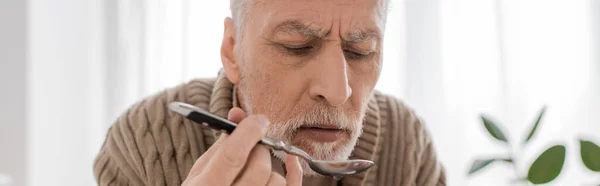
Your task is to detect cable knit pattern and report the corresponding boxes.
[373,95,446,186]
[93,72,446,186]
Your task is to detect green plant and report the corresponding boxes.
[468,106,567,185]
[579,138,600,185]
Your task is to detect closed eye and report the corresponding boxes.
[283,45,314,56]
[344,50,370,60]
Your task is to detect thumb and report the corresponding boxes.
[227,107,247,123]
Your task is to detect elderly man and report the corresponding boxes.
[94,0,446,185]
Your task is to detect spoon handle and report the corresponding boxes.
[169,102,237,133]
[168,102,313,161]
[260,137,312,161]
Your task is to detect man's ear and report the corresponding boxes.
[221,17,241,84]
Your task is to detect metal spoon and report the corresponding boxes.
[168,102,374,178]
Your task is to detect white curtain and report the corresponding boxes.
[415,0,600,185]
[428,1,599,185]
[26,0,598,186]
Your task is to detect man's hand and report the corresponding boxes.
[182,107,303,186]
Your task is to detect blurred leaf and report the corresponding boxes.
[502,158,513,163]
[527,145,566,184]
[481,115,509,143]
[580,140,600,172]
[468,159,496,175]
[524,106,547,144]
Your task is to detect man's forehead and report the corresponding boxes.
[247,0,386,16]
[246,0,385,41]
[247,0,383,4]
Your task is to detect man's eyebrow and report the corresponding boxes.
[270,20,381,42]
[343,29,381,43]
[270,20,328,39]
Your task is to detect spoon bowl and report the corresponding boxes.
[259,136,374,177]
[310,159,374,176]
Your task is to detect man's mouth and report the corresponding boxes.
[295,124,347,142]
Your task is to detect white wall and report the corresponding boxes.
[0,0,27,186]
[594,0,600,76]
[28,0,106,185]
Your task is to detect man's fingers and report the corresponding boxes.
[285,155,303,186]
[228,107,247,123]
[202,114,270,185]
[266,172,286,186]
[186,134,227,177]
[231,145,272,186]
[186,108,247,178]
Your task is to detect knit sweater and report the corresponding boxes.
[93,71,446,186]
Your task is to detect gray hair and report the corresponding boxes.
[229,0,248,38]
[229,0,390,39]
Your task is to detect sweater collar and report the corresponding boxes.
[208,70,381,185]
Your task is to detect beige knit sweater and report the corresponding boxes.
[93,72,446,186]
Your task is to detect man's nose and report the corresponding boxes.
[308,48,352,107]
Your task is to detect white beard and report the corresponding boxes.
[238,76,369,177]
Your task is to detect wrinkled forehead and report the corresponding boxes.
[246,0,387,15]
[245,0,387,37]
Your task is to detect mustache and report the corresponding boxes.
[274,104,362,132]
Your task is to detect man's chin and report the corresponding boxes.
[272,135,358,177]
[291,134,352,156]
[271,142,355,177]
